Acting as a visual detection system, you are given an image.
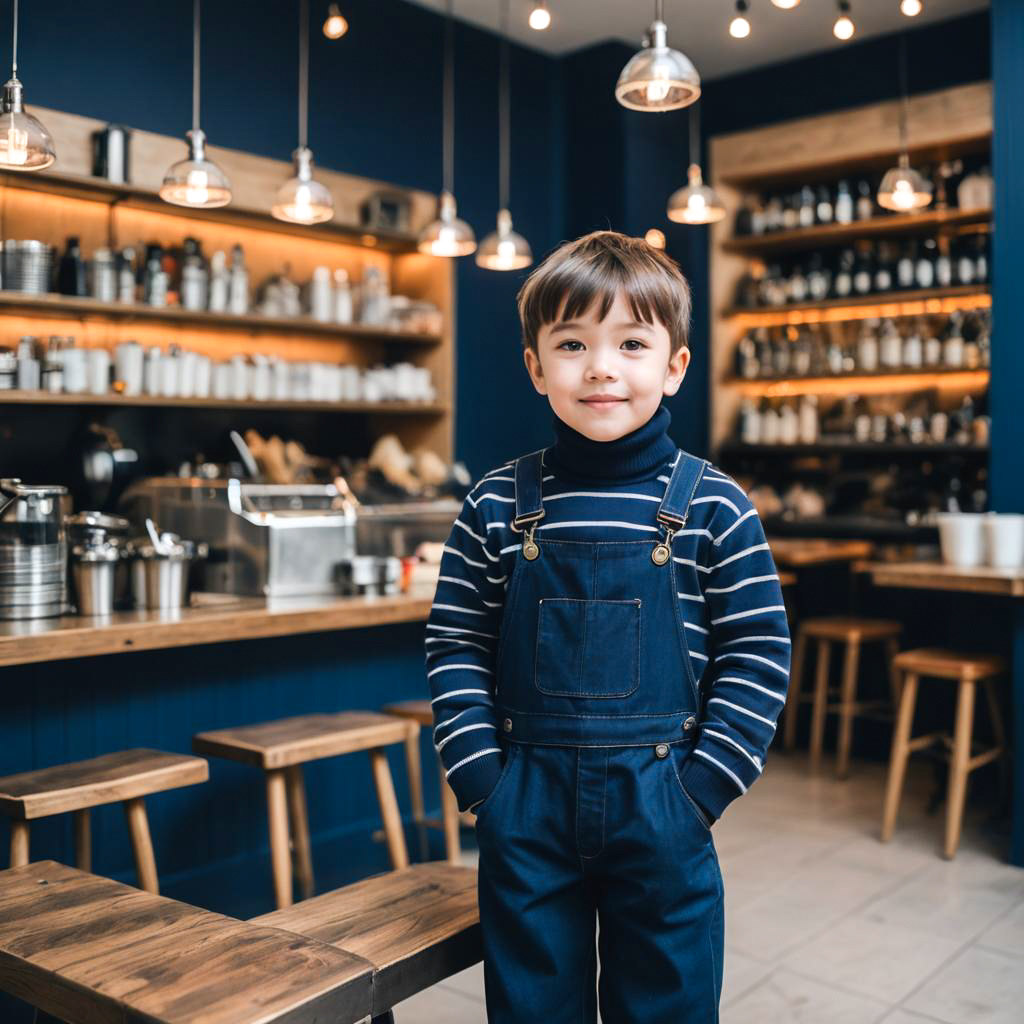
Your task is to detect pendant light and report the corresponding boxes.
[0,0,55,170]
[160,0,231,208]
[418,0,476,257]
[877,34,932,212]
[477,0,531,271]
[900,0,922,16]
[528,2,551,30]
[729,1,751,39]
[323,4,349,39]
[771,0,800,8]
[273,0,334,224]
[833,1,855,40]
[615,0,700,113]
[667,101,725,225]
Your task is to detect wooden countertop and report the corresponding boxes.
[861,560,1024,598]
[768,537,875,568]
[0,590,434,669]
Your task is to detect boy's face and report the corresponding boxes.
[523,289,689,442]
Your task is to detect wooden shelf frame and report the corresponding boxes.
[728,369,989,398]
[721,207,991,257]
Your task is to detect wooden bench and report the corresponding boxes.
[0,859,480,1024]
[0,748,208,893]
[193,712,415,908]
[0,860,374,1024]
[253,861,480,1021]
[381,699,465,863]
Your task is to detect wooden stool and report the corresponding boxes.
[0,748,208,893]
[193,712,414,909]
[784,616,902,778]
[381,699,463,865]
[253,861,478,1022]
[881,648,1008,859]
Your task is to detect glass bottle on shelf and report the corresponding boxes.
[896,241,915,290]
[855,178,875,220]
[750,196,767,236]
[856,319,879,372]
[782,193,800,231]
[852,242,874,296]
[792,328,812,376]
[740,399,762,444]
[755,327,773,377]
[954,237,976,285]
[772,329,791,377]
[815,185,834,225]
[761,400,781,444]
[943,311,965,368]
[779,401,799,444]
[806,253,831,301]
[208,250,229,312]
[736,332,758,379]
[57,236,87,296]
[873,242,894,293]
[915,238,937,289]
[835,179,854,224]
[973,234,988,283]
[879,318,903,369]
[765,195,784,232]
[798,394,819,444]
[923,317,943,367]
[798,186,816,228]
[825,334,845,375]
[788,263,808,303]
[935,236,953,288]
[228,244,249,315]
[833,248,855,298]
[734,194,754,236]
[902,321,923,369]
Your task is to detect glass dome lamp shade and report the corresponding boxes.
[771,0,800,7]
[477,209,532,270]
[877,155,933,212]
[418,191,476,257]
[160,129,232,208]
[0,77,54,170]
[273,147,334,224]
[667,163,726,225]
[615,9,700,112]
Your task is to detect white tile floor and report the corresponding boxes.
[393,753,1024,1023]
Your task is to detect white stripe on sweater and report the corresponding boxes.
[427,663,493,678]
[430,603,488,617]
[718,634,791,646]
[690,494,742,517]
[711,604,786,626]
[538,520,659,533]
[712,543,771,571]
[705,573,779,595]
[692,749,748,793]
[445,747,501,777]
[431,688,491,704]
[543,490,661,503]
[708,697,778,728]
[713,507,758,546]
[716,676,788,702]
[715,651,789,676]
[436,721,497,751]
[703,729,764,771]
[426,624,498,638]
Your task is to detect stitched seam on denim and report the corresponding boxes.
[500,709,693,719]
[669,750,712,832]
[474,741,518,826]
[495,551,524,683]
[670,556,701,703]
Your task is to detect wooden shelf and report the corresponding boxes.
[0,168,421,253]
[0,390,448,415]
[720,440,989,457]
[0,591,434,669]
[729,368,989,398]
[722,285,990,323]
[0,292,441,345]
[721,208,991,257]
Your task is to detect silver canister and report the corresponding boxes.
[127,536,205,610]
[0,480,69,620]
[70,543,119,616]
[2,240,53,294]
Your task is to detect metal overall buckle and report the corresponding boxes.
[510,510,544,560]
[652,512,685,566]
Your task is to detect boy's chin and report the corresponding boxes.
[556,403,644,443]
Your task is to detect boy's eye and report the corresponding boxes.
[557,340,584,351]
[622,339,647,351]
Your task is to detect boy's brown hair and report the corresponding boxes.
[516,230,692,356]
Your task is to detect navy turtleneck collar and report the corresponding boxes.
[545,403,676,482]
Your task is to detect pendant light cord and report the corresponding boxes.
[192,0,200,133]
[689,98,700,167]
[498,0,510,211]
[11,0,17,76]
[897,31,910,153]
[443,0,455,195]
[298,0,309,150]
[655,0,664,24]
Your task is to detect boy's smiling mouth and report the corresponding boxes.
[580,394,628,408]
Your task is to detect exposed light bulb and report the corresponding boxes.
[644,228,666,249]
[646,75,671,103]
[184,168,212,205]
[730,0,750,38]
[834,1,855,39]
[323,4,348,39]
[528,2,550,30]
[900,0,922,15]
[1,121,27,165]
[771,0,801,7]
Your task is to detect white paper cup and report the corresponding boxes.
[115,342,143,396]
[937,513,986,568]
[983,513,1024,569]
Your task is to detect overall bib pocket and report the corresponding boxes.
[534,597,641,698]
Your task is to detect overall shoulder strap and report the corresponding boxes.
[656,450,708,529]
[511,448,547,532]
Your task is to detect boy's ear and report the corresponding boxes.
[663,346,690,397]
[523,347,548,395]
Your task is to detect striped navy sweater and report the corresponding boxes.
[425,404,791,818]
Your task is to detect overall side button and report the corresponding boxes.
[682,715,697,732]
[654,743,670,759]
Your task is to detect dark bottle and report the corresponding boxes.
[781,192,800,231]
[873,243,894,293]
[734,195,754,237]
[835,180,854,224]
[798,186,816,228]
[853,243,874,295]
[915,238,937,289]
[57,236,87,296]
[788,263,808,303]
[954,237,976,285]
[807,253,831,301]
[855,179,875,220]
[815,185,834,225]
[833,248,855,298]
[897,242,916,289]
[974,234,989,283]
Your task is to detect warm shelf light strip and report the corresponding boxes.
[730,369,989,398]
[728,291,990,327]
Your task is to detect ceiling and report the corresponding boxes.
[405,0,989,79]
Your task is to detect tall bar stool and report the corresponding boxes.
[380,700,463,864]
[881,648,1008,859]
[0,748,208,892]
[784,616,902,777]
[193,711,413,909]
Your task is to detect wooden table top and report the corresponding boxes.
[0,589,433,669]
[861,560,1024,598]
[0,860,374,1024]
[768,537,876,568]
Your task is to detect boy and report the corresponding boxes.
[425,231,790,1023]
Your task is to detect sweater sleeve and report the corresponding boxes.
[424,481,508,812]
[679,479,791,820]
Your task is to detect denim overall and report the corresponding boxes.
[474,448,725,1024]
